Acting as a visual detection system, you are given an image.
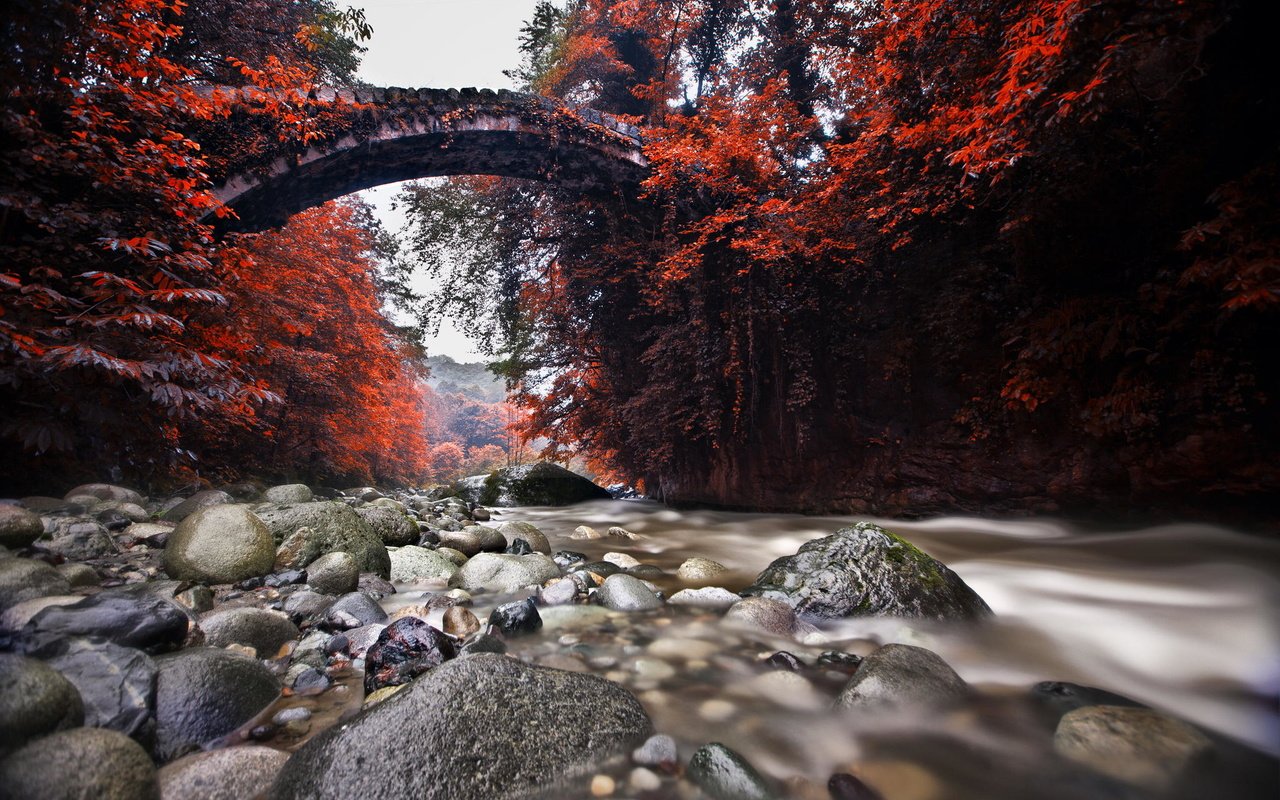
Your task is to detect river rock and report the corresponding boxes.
[495,521,551,553]
[282,589,334,622]
[571,525,602,540]
[489,597,542,636]
[604,552,641,569]
[0,594,81,633]
[450,552,560,593]
[456,461,612,507]
[1054,705,1213,792]
[58,562,99,587]
[0,505,44,549]
[677,557,729,582]
[0,653,84,756]
[0,727,159,799]
[741,522,992,621]
[306,550,359,594]
[325,591,388,628]
[687,742,777,800]
[163,504,275,584]
[0,558,70,611]
[66,483,145,505]
[632,733,678,767]
[262,484,313,504]
[539,577,578,606]
[163,489,233,523]
[596,573,663,611]
[836,644,967,710]
[437,525,507,557]
[269,653,652,799]
[257,501,391,578]
[724,597,798,637]
[669,587,741,609]
[45,637,157,740]
[199,607,298,657]
[158,745,290,800]
[38,518,115,560]
[363,617,457,693]
[388,546,459,583]
[24,589,189,651]
[154,647,279,761]
[356,505,418,546]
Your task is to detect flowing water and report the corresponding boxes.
[384,500,1279,799]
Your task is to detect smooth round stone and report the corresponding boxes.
[57,562,100,587]
[163,489,234,523]
[488,598,542,637]
[258,502,391,578]
[436,547,468,566]
[0,653,84,755]
[698,699,737,722]
[0,727,158,799]
[607,526,640,540]
[326,592,388,628]
[646,637,720,660]
[442,606,480,638]
[436,525,506,557]
[603,552,641,569]
[199,607,299,657]
[632,658,676,682]
[1054,705,1213,791]
[494,521,551,554]
[268,653,653,800]
[307,551,360,594]
[0,557,71,611]
[571,525,602,540]
[668,587,740,609]
[0,505,44,549]
[676,557,728,582]
[538,577,578,606]
[154,647,279,761]
[157,744,289,800]
[723,597,798,637]
[590,774,615,796]
[163,504,275,585]
[388,546,459,583]
[835,644,967,711]
[263,484,314,504]
[687,742,776,800]
[449,552,560,594]
[632,733,678,767]
[356,506,419,547]
[629,767,662,792]
[595,574,662,612]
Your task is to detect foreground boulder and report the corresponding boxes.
[1054,705,1213,792]
[0,653,84,756]
[45,638,157,741]
[154,647,279,761]
[741,522,991,621]
[257,502,390,578]
[455,462,612,507]
[270,653,652,800]
[158,745,290,800]
[0,558,70,611]
[0,727,158,799]
[199,607,299,657]
[23,589,189,652]
[163,505,275,584]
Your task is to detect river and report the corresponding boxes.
[383,499,1280,798]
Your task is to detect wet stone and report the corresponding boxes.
[687,742,776,800]
[836,644,966,711]
[581,560,620,577]
[0,653,85,756]
[325,591,388,629]
[1054,705,1214,792]
[676,557,729,583]
[595,574,662,612]
[264,569,307,588]
[553,550,588,570]
[293,667,330,695]
[668,587,740,609]
[766,651,804,671]
[45,637,157,741]
[23,589,189,652]
[539,577,578,606]
[632,733,678,767]
[0,727,158,800]
[489,597,543,637]
[504,537,534,555]
[817,651,864,673]
[442,605,480,639]
[157,745,289,800]
[363,616,457,693]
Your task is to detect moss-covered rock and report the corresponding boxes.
[455,462,611,508]
[741,522,991,621]
[256,502,390,579]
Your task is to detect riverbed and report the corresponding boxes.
[387,500,1280,798]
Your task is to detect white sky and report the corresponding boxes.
[354,0,541,361]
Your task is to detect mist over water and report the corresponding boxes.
[507,500,1280,757]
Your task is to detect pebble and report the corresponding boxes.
[630,766,663,791]
[687,742,775,800]
[488,597,543,637]
[1053,705,1213,791]
[647,637,719,660]
[539,577,577,606]
[607,526,641,540]
[632,733,678,767]
[571,525,602,540]
[668,586,740,609]
[443,606,480,638]
[590,774,615,796]
[603,552,641,569]
[273,706,313,725]
[632,657,676,682]
[698,698,737,722]
[676,557,728,582]
[595,573,663,612]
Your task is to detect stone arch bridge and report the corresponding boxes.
[210,86,648,232]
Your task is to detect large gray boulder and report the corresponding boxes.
[0,653,84,756]
[158,745,290,800]
[388,546,459,583]
[269,654,652,800]
[0,558,70,612]
[37,517,115,560]
[455,462,611,507]
[741,522,991,621]
[437,525,507,557]
[0,727,159,800]
[0,505,44,549]
[163,505,275,584]
[198,607,299,657]
[836,643,968,711]
[449,552,560,594]
[262,484,313,504]
[355,505,418,546]
[154,647,279,761]
[257,502,390,579]
[46,637,157,740]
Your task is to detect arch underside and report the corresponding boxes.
[218,128,647,232]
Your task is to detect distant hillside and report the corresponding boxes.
[424,355,506,402]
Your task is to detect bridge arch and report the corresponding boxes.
[211,86,648,232]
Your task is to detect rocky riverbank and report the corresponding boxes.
[0,476,1275,799]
